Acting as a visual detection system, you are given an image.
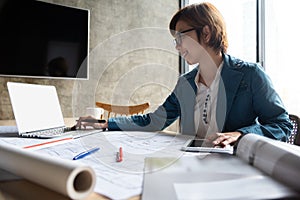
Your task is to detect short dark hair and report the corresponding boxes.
[169,2,228,53]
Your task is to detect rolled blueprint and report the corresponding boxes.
[235,133,300,192]
[0,142,96,199]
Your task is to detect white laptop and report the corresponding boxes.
[7,82,99,138]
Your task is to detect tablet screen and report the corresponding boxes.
[188,139,214,148]
[181,139,233,154]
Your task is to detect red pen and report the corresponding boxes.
[116,147,123,162]
[23,137,73,149]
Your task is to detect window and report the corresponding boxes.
[265,0,300,115]
[186,0,257,71]
[185,0,300,115]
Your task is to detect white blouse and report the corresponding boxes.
[194,62,223,138]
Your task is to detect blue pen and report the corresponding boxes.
[72,147,100,160]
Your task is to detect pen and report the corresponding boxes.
[73,147,100,160]
[23,137,73,149]
[116,147,123,162]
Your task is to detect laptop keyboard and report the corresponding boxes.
[21,127,65,138]
[21,127,101,138]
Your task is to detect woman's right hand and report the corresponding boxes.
[75,116,108,130]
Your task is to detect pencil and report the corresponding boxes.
[23,137,73,149]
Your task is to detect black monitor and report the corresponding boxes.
[0,0,89,79]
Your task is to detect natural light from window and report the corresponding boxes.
[265,0,300,116]
[188,0,256,71]
[188,0,300,116]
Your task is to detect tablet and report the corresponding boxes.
[181,139,233,154]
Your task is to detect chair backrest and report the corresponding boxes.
[95,101,150,119]
[288,114,300,146]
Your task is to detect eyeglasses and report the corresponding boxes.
[173,27,198,46]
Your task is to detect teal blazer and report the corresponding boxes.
[108,54,292,141]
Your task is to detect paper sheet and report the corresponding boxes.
[0,136,74,150]
[0,131,188,200]
[174,175,295,200]
[35,131,187,199]
[0,126,18,134]
[142,154,297,200]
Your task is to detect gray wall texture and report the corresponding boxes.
[0,0,179,130]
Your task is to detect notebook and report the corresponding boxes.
[7,82,99,138]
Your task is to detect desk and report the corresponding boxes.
[0,180,139,200]
[1,120,298,200]
[0,119,183,200]
[0,180,110,200]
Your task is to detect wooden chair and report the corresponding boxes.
[95,101,150,119]
[288,114,300,146]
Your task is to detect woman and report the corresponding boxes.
[77,2,292,147]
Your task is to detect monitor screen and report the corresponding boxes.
[0,0,89,79]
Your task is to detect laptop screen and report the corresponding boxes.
[7,82,65,134]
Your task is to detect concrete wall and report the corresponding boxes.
[0,0,179,131]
